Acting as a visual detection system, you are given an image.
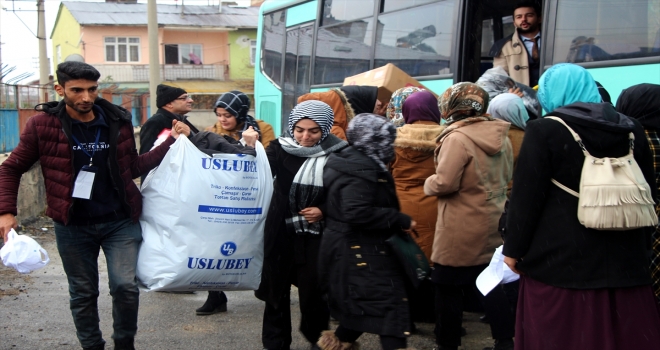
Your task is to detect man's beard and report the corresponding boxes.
[517,23,540,35]
[63,95,94,114]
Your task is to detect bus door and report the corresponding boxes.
[457,0,542,83]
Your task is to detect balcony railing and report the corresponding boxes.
[93,63,228,82]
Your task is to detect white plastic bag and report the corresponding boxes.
[0,229,50,274]
[476,245,520,296]
[137,136,273,292]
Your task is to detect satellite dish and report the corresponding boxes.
[64,54,85,62]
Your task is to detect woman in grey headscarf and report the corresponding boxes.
[318,114,414,350]
[255,100,348,350]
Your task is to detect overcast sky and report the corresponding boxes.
[0,0,252,84]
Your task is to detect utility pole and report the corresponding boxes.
[37,0,48,101]
[148,0,160,113]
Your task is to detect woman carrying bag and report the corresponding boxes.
[318,113,415,350]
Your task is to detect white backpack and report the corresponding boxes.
[547,116,658,231]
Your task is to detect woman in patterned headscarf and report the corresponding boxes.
[255,100,348,350]
[318,113,414,350]
[205,90,276,147]
[425,82,515,350]
[387,86,424,127]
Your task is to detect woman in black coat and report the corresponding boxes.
[318,114,414,350]
[255,100,347,350]
[503,64,660,350]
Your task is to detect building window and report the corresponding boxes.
[105,37,140,62]
[56,45,62,64]
[250,39,257,66]
[164,44,203,64]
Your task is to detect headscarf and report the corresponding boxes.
[616,83,660,130]
[537,63,601,113]
[401,90,440,124]
[214,90,261,136]
[346,114,396,171]
[286,100,334,146]
[214,90,250,122]
[297,89,355,140]
[438,82,490,125]
[487,93,529,130]
[387,86,424,127]
[339,86,378,115]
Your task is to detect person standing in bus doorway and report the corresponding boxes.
[491,1,542,87]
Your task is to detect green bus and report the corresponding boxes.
[254,0,660,136]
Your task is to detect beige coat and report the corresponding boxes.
[424,120,513,267]
[493,28,532,86]
[390,121,445,262]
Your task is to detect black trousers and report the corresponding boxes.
[434,282,515,348]
[335,325,407,350]
[262,235,329,349]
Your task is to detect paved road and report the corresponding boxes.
[1,224,494,350]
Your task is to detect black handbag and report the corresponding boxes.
[385,229,431,289]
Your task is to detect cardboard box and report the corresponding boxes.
[342,63,433,103]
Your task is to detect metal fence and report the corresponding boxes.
[0,83,53,153]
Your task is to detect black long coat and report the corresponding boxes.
[320,146,412,337]
[255,139,320,306]
[504,103,657,289]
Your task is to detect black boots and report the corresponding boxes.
[113,337,135,350]
[195,291,228,315]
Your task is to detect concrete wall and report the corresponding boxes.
[0,155,47,224]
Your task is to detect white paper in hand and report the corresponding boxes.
[476,245,519,296]
[0,229,50,274]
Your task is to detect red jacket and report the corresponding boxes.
[0,99,175,225]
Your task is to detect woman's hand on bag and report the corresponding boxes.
[0,213,18,243]
[243,126,259,147]
[504,255,521,275]
[299,207,323,223]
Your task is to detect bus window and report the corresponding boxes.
[321,0,375,26]
[383,0,439,13]
[282,25,314,132]
[373,0,455,77]
[261,10,286,87]
[554,0,660,64]
[313,19,373,84]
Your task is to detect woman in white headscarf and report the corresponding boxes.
[255,100,348,350]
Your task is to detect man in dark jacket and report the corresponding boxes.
[139,84,198,155]
[0,62,188,350]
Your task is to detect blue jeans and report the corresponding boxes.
[54,218,142,348]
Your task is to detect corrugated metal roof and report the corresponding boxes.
[61,1,258,29]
